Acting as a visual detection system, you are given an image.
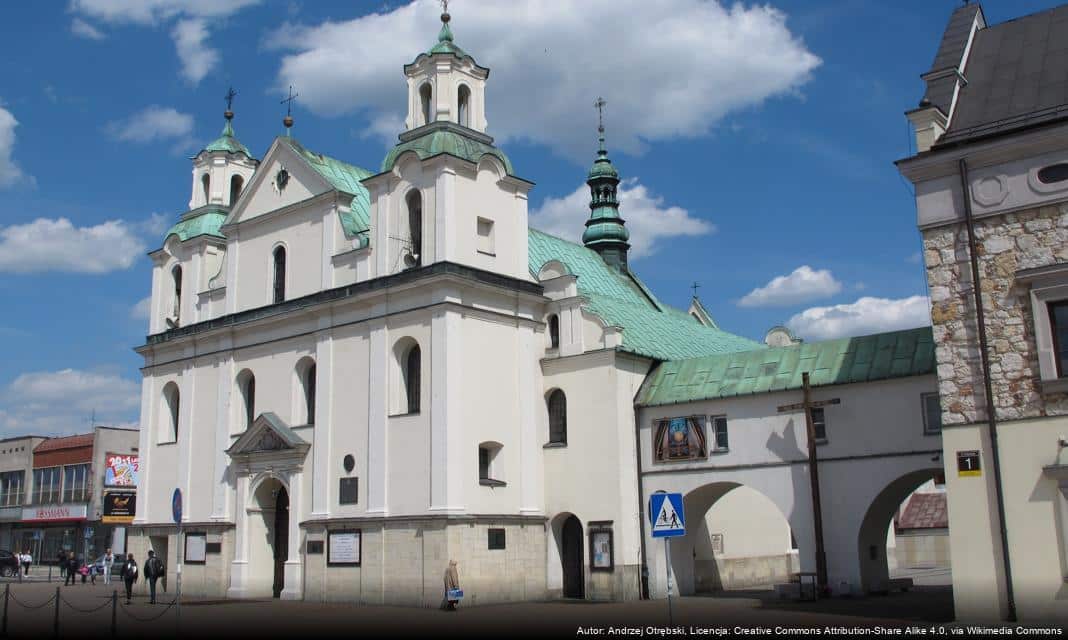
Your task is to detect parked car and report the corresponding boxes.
[92,554,121,576]
[0,551,19,577]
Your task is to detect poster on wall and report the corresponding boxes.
[590,530,613,571]
[102,493,136,524]
[653,416,708,462]
[185,533,207,564]
[327,530,361,566]
[104,454,140,487]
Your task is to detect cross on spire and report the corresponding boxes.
[281,85,298,133]
[224,87,237,121]
[594,97,607,133]
[691,281,700,298]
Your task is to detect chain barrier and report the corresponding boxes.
[7,591,57,610]
[117,596,178,623]
[58,595,115,614]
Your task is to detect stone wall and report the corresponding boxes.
[923,202,1068,426]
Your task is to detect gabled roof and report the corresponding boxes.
[276,137,372,239]
[528,228,762,362]
[226,412,309,457]
[897,492,948,530]
[936,4,1068,146]
[162,206,228,245]
[636,326,934,407]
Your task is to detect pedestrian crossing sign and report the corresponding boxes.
[649,493,686,538]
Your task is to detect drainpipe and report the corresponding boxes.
[633,360,658,600]
[958,158,1017,622]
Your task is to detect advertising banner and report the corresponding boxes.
[102,492,136,524]
[104,454,139,487]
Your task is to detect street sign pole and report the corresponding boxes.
[649,491,685,626]
[665,537,673,625]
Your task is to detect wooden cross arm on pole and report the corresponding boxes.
[777,397,841,413]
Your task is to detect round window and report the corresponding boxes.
[343,454,355,473]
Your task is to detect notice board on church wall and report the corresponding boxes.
[328,530,361,566]
[653,416,708,462]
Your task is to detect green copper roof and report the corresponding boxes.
[163,207,228,244]
[202,120,253,158]
[588,135,619,180]
[279,137,372,242]
[528,228,762,361]
[582,218,630,245]
[636,326,935,407]
[428,20,469,57]
[381,122,515,176]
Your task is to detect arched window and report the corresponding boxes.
[420,83,433,125]
[548,389,567,444]
[406,191,422,267]
[229,175,244,206]
[172,265,183,321]
[404,345,421,414]
[162,382,180,443]
[304,363,317,425]
[273,246,286,303]
[201,173,210,204]
[458,85,470,127]
[548,314,560,350]
[238,370,256,429]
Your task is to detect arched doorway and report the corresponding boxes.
[561,516,584,598]
[273,487,289,598]
[857,468,946,594]
[669,482,797,595]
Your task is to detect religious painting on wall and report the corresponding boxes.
[327,530,361,566]
[653,416,708,462]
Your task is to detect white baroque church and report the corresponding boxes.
[131,8,942,606]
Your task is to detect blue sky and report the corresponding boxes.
[0,0,1059,437]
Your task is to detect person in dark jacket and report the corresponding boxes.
[144,550,165,604]
[57,550,66,579]
[120,553,138,604]
[64,554,78,586]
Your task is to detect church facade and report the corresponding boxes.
[130,9,940,607]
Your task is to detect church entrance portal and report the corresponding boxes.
[562,515,584,598]
[272,486,289,598]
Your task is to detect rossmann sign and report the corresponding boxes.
[22,505,88,522]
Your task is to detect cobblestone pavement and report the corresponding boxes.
[0,580,1024,639]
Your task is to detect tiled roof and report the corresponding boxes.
[163,207,228,244]
[34,433,93,453]
[897,492,948,530]
[278,137,372,242]
[636,326,935,407]
[937,4,1068,146]
[527,228,763,362]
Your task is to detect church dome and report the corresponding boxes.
[200,119,253,158]
[582,217,630,245]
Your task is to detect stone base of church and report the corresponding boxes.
[126,523,235,600]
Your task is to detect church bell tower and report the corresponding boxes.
[189,89,258,210]
[582,98,630,272]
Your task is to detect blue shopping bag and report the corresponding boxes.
[447,588,464,601]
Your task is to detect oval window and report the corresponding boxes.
[1037,163,1068,184]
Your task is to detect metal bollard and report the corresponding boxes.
[52,586,59,639]
[110,590,117,638]
[48,565,51,583]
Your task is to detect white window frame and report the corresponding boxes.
[1018,263,1068,394]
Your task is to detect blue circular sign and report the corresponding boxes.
[172,488,182,524]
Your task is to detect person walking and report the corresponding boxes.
[120,553,137,604]
[144,550,165,604]
[21,551,30,576]
[103,548,113,586]
[64,554,78,586]
[441,559,461,611]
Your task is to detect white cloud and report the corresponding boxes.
[0,368,140,437]
[106,106,193,143]
[130,296,152,320]
[786,295,932,342]
[70,0,260,86]
[530,178,712,259]
[70,17,105,40]
[738,265,842,308]
[266,0,820,158]
[0,217,146,274]
[171,18,218,85]
[0,106,29,189]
